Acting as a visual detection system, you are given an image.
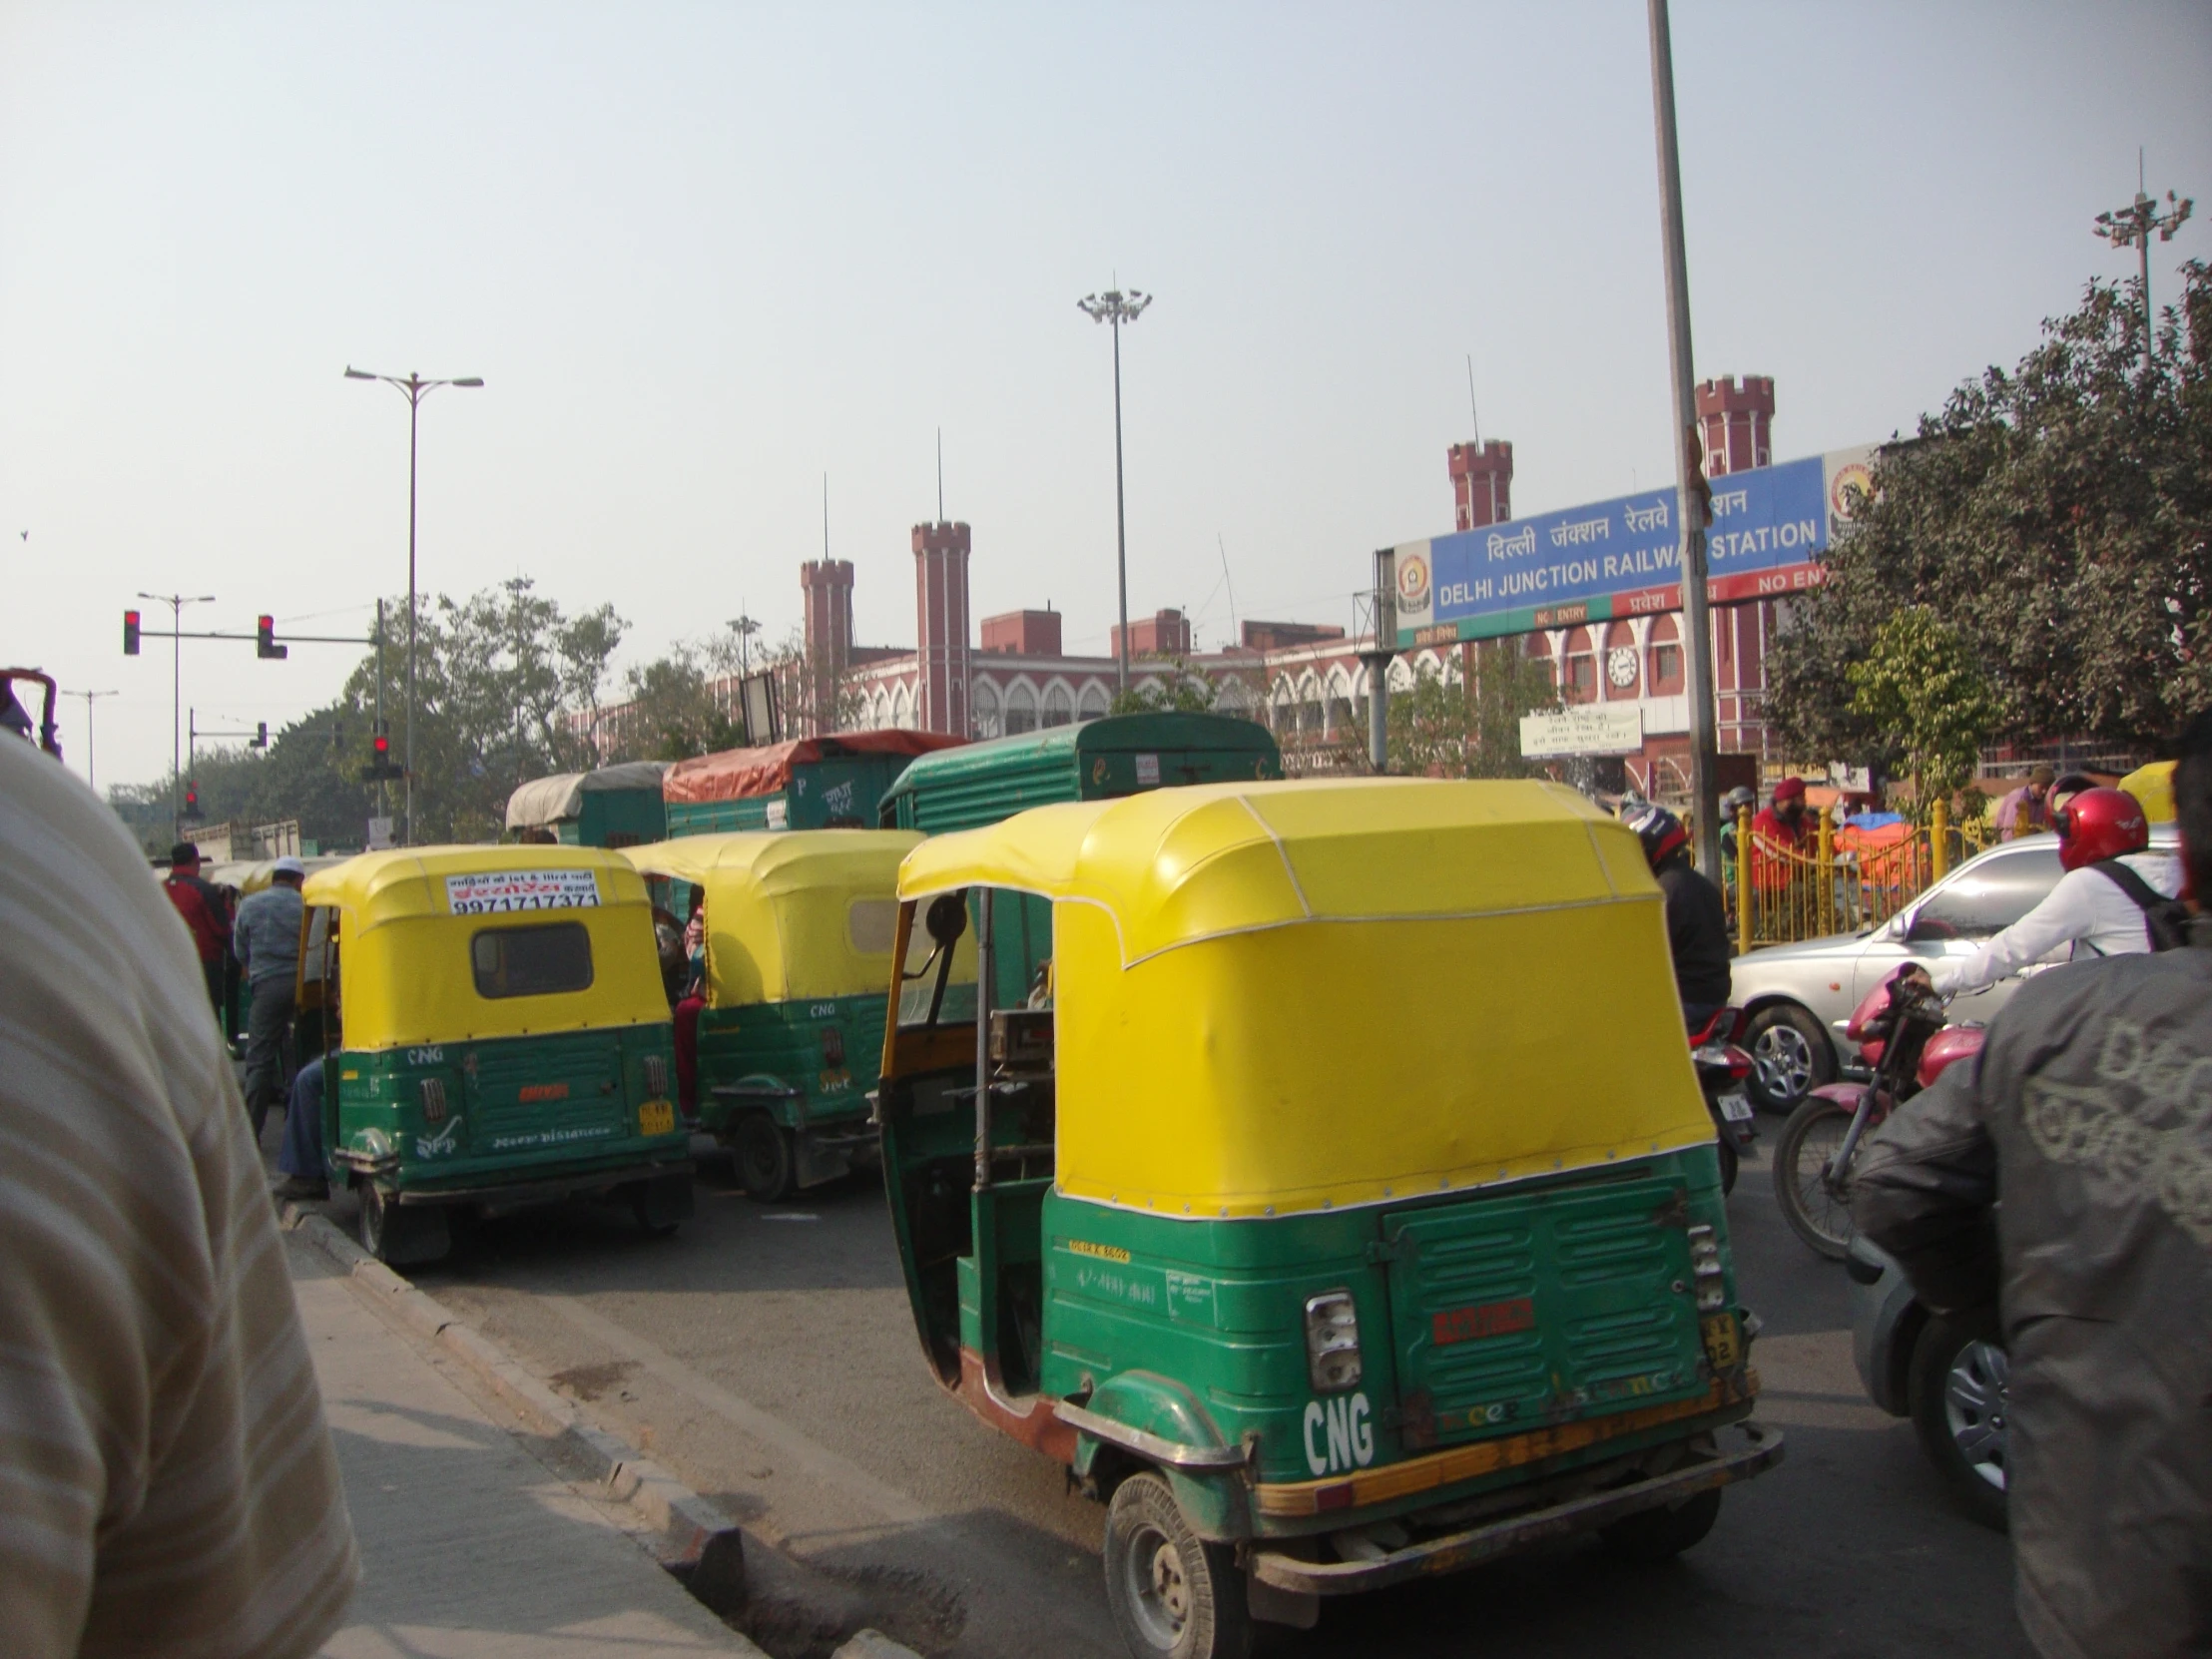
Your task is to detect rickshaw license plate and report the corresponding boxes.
[1718,1093,1753,1122]
[1701,1313,1742,1370]
[638,1099,676,1136]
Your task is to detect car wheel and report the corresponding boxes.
[1743,1004,1834,1114]
[1102,1471,1251,1659]
[1600,1488,1722,1564]
[1910,1318,2009,1532]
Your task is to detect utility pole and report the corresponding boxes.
[344,365,485,844]
[1078,284,1152,695]
[1646,0,1721,880]
[2094,161,2193,373]
[136,592,217,839]
[65,688,119,792]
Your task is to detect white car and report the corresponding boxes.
[1727,828,2179,1111]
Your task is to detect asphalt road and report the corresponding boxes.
[350,1133,2031,1659]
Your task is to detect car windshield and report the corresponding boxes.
[1912,846,2062,938]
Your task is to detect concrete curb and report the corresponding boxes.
[282,1204,763,1627]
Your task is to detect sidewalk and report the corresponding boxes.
[286,1226,767,1658]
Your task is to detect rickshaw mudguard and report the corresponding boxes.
[1064,1371,1254,1540]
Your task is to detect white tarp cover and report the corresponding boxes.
[504,762,670,830]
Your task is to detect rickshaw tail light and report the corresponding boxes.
[1304,1292,1363,1392]
[419,1078,448,1123]
[643,1055,669,1096]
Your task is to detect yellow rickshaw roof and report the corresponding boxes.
[301,842,652,933]
[621,830,922,1005]
[895,778,1651,966]
[621,830,921,903]
[2119,760,2176,824]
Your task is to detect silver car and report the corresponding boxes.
[1727,828,2180,1112]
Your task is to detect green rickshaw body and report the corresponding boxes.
[661,731,967,837]
[298,845,693,1264]
[504,762,671,847]
[624,830,932,1199]
[878,781,1779,1640]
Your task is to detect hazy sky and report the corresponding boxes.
[5,1,2208,791]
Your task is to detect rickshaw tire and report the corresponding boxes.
[733,1112,796,1203]
[1102,1471,1252,1659]
[358,1184,451,1268]
[1717,1138,1739,1196]
[1598,1487,1722,1564]
[630,1172,695,1237]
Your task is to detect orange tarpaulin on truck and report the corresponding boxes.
[661,730,968,804]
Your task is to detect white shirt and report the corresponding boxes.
[1932,851,2185,996]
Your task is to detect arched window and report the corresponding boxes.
[972,680,1002,740]
[1297,674,1324,736]
[1562,627,1597,705]
[1078,682,1110,720]
[1042,683,1075,728]
[892,683,914,727]
[1272,677,1298,733]
[1005,681,1038,735]
[1645,614,1684,695]
[1602,622,1640,700]
[1324,668,1355,738]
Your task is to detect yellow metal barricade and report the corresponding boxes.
[1732,802,1994,951]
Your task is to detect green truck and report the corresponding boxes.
[504,762,670,848]
[662,732,967,836]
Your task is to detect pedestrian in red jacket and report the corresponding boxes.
[163,841,231,1022]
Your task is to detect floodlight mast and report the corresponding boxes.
[1077,287,1151,695]
[343,366,484,843]
[2093,185,2193,372]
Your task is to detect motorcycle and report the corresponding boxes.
[1690,1006,1759,1196]
[1773,965,1984,1259]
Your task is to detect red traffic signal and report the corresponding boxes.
[124,610,141,655]
[361,728,402,783]
[257,615,288,660]
[183,780,201,819]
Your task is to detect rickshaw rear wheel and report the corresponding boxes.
[1599,1487,1722,1564]
[1716,1138,1739,1196]
[1102,1471,1251,1659]
[628,1172,695,1237]
[732,1112,796,1203]
[358,1183,451,1268]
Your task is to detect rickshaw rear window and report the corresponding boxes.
[848,897,897,954]
[470,923,594,998]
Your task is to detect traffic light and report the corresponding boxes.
[123,610,141,655]
[257,616,288,660]
[183,780,201,821]
[361,725,402,782]
[254,721,269,749]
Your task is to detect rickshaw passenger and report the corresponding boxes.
[674,887,706,1117]
[273,1055,329,1201]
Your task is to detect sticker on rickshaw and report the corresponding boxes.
[1431,1296,1534,1347]
[1302,1391,1377,1475]
[445,868,602,914]
[1068,1239,1131,1263]
[417,1120,459,1159]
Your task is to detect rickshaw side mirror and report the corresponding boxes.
[924,892,968,949]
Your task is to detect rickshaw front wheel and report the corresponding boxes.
[358,1183,451,1268]
[1599,1487,1722,1564]
[732,1112,796,1203]
[1102,1471,1251,1659]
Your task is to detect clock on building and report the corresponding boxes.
[1607,645,1639,690]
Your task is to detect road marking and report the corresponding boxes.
[540,1294,933,1526]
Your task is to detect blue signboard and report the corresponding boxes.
[1389,449,1873,646]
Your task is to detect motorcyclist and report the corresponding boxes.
[1625,804,1731,1027]
[1928,786,2185,996]
[1717,785,1757,890]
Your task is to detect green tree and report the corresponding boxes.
[1767,260,2212,762]
[1106,659,1259,718]
[1385,641,1558,777]
[1845,607,2001,803]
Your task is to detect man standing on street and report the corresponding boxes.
[235,855,306,1141]
[1993,763,2056,839]
[163,841,231,1024]
[1852,714,2212,1659]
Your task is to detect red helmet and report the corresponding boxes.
[2053,786,2149,871]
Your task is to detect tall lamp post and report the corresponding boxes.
[344,365,484,844]
[2094,181,2193,373]
[66,687,119,793]
[137,591,217,839]
[1077,285,1151,696]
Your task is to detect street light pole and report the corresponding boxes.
[345,365,484,844]
[66,688,119,793]
[1646,0,1721,881]
[137,591,217,839]
[2094,178,2193,373]
[1078,286,1151,695]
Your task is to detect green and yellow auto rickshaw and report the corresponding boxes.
[875,779,1780,1658]
[297,845,694,1266]
[623,830,940,1200]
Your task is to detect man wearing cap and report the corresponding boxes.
[1994,763,2056,840]
[234,856,306,1140]
[1747,775,1812,895]
[163,842,232,1022]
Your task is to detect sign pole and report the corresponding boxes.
[1647,0,1721,880]
[1360,548,1394,774]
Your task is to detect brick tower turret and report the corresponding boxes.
[1448,439,1514,531]
[912,522,971,737]
[1695,375,1774,477]
[799,559,854,738]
